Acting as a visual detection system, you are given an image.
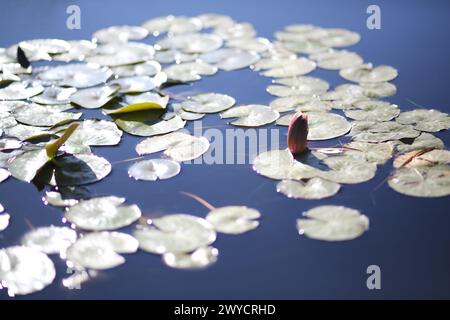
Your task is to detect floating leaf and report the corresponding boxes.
[310,49,363,70]
[351,121,420,142]
[396,109,450,133]
[136,132,209,162]
[199,48,260,71]
[8,149,49,182]
[220,104,280,127]
[393,149,450,169]
[65,196,141,231]
[12,103,81,128]
[206,206,261,234]
[278,112,351,140]
[340,64,398,83]
[86,42,155,67]
[38,63,112,88]
[0,168,10,183]
[277,178,341,199]
[253,149,318,180]
[343,100,400,122]
[388,165,450,198]
[111,60,161,78]
[343,141,394,164]
[70,85,119,109]
[7,39,70,61]
[261,57,316,78]
[128,159,181,181]
[0,82,44,100]
[66,231,139,270]
[116,113,186,137]
[31,87,77,105]
[162,246,218,269]
[93,25,149,43]
[319,156,377,184]
[108,74,166,93]
[395,133,444,153]
[181,93,235,114]
[134,214,216,254]
[267,76,329,97]
[297,205,369,241]
[164,61,217,82]
[0,246,55,296]
[156,33,223,53]
[21,226,77,255]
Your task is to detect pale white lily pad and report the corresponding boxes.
[344,100,400,122]
[206,206,260,234]
[227,37,271,53]
[65,196,141,231]
[396,109,450,132]
[66,231,138,270]
[310,49,363,70]
[0,246,56,296]
[43,191,79,207]
[13,104,82,127]
[261,57,316,78]
[220,104,280,127]
[111,61,161,77]
[163,247,218,269]
[31,87,77,105]
[388,165,450,198]
[319,156,377,184]
[70,85,118,109]
[134,214,216,254]
[8,149,49,182]
[0,168,10,183]
[164,61,217,82]
[86,42,154,67]
[128,159,180,181]
[156,33,223,53]
[267,76,329,97]
[340,64,398,83]
[199,48,260,71]
[109,74,166,93]
[136,132,209,162]
[3,124,50,141]
[277,178,340,199]
[181,93,235,114]
[52,40,97,62]
[154,49,198,64]
[343,141,394,164]
[21,226,77,254]
[393,149,450,169]
[351,121,420,142]
[0,213,9,232]
[252,149,318,180]
[38,63,112,88]
[0,82,44,100]
[7,39,70,61]
[93,25,148,43]
[297,205,369,241]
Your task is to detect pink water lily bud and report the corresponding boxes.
[287,112,309,155]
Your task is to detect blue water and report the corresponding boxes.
[1,0,450,299]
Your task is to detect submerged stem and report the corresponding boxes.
[179,191,216,211]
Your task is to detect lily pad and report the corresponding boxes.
[38,63,112,88]
[199,48,260,71]
[66,231,139,270]
[181,93,235,114]
[136,132,209,162]
[343,141,394,164]
[340,64,398,83]
[65,196,141,231]
[70,85,119,109]
[261,57,316,78]
[297,205,369,241]
[21,226,77,254]
[0,167,10,183]
[0,246,56,296]
[164,61,217,82]
[388,165,450,198]
[115,113,186,137]
[0,82,44,100]
[109,74,166,93]
[86,42,155,67]
[31,87,77,105]
[343,100,400,122]
[319,156,377,184]
[220,104,280,127]
[310,49,363,70]
[162,246,218,269]
[393,149,450,169]
[395,133,444,153]
[134,214,216,254]
[128,159,181,181]
[267,76,329,97]
[93,25,149,43]
[156,33,223,53]
[396,109,450,132]
[277,178,341,199]
[8,148,49,182]
[111,61,161,78]
[206,206,261,234]
[13,104,82,127]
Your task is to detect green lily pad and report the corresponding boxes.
[115,113,185,137]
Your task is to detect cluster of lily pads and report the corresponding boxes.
[0,13,449,297]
